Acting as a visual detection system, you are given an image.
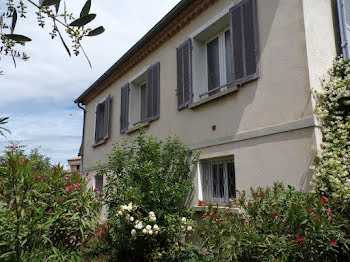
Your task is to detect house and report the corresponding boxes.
[75,0,342,207]
[67,156,81,172]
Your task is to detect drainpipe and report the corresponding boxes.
[337,0,348,59]
[77,102,86,173]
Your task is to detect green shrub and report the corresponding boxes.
[0,144,101,261]
[199,183,350,262]
[88,134,199,261]
[312,56,350,200]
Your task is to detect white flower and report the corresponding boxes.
[135,222,143,229]
[181,217,187,222]
[187,226,193,232]
[148,229,153,235]
[117,210,123,216]
[130,216,134,222]
[146,225,152,230]
[131,229,136,235]
[149,216,157,222]
[149,211,155,216]
[142,229,147,234]
[153,224,159,231]
[127,202,133,211]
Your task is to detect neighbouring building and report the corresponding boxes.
[67,156,81,172]
[75,0,344,207]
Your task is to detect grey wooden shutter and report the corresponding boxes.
[176,38,192,110]
[120,83,129,134]
[94,103,101,143]
[146,62,160,121]
[338,0,350,59]
[103,95,111,139]
[230,0,259,85]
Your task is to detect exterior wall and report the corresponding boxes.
[79,0,341,206]
[83,0,314,171]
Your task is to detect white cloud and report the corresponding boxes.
[1,0,181,167]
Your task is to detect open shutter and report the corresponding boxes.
[120,83,129,134]
[338,0,350,59]
[230,0,259,85]
[176,38,192,110]
[94,103,101,144]
[146,62,160,121]
[103,95,111,139]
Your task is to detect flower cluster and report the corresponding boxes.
[312,56,350,200]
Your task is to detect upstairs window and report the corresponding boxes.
[177,0,259,107]
[120,62,160,133]
[94,95,111,144]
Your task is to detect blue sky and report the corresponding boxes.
[0,0,180,168]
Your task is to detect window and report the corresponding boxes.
[206,29,233,96]
[201,158,236,205]
[177,0,259,106]
[94,95,111,144]
[120,62,160,133]
[94,175,103,192]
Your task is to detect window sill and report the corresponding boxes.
[192,206,241,214]
[93,138,107,148]
[125,122,150,134]
[189,85,238,109]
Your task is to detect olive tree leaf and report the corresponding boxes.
[55,0,61,13]
[80,0,91,18]
[41,0,60,7]
[70,14,96,27]
[4,34,32,42]
[87,26,104,36]
[57,29,71,57]
[11,9,17,34]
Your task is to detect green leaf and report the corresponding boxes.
[41,0,60,7]
[80,0,91,18]
[69,14,96,27]
[4,34,32,42]
[87,26,105,36]
[55,0,61,13]
[11,9,17,34]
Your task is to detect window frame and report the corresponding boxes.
[93,175,103,193]
[203,26,231,98]
[200,157,236,206]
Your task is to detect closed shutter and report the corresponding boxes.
[230,0,259,85]
[338,0,350,59]
[146,62,160,121]
[104,95,111,139]
[94,103,101,144]
[120,83,129,134]
[176,38,192,110]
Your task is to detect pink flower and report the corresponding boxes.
[66,185,71,191]
[35,175,42,180]
[331,240,336,246]
[273,212,278,217]
[297,236,303,245]
[260,192,265,198]
[328,210,333,216]
[204,214,210,219]
[321,196,328,204]
[94,188,99,192]
[75,183,81,188]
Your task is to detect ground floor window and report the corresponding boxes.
[201,157,236,205]
[94,175,103,193]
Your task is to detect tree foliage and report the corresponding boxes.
[0,0,104,69]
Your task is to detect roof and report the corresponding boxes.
[74,0,195,104]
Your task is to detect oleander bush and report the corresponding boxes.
[199,183,350,262]
[84,133,200,261]
[0,144,101,261]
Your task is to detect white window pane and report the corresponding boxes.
[207,37,220,96]
[225,30,233,85]
[140,83,147,121]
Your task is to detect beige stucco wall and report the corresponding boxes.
[83,0,316,169]
[80,0,338,204]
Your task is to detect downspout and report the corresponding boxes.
[77,102,86,173]
[337,0,348,58]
